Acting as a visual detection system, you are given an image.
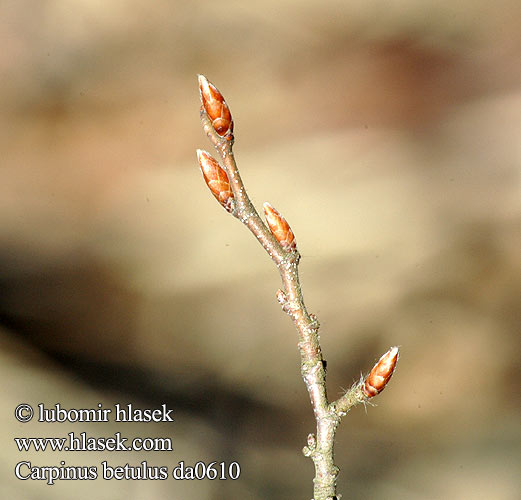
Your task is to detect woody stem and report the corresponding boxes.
[201,110,343,500]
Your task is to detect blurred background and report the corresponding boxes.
[1,0,520,498]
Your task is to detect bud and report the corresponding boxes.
[263,202,297,251]
[197,150,234,213]
[363,346,399,398]
[198,74,233,139]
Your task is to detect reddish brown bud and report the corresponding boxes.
[197,149,234,213]
[263,202,297,251]
[363,346,399,398]
[198,74,233,139]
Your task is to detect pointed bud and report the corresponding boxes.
[197,149,234,213]
[363,347,399,398]
[198,75,234,139]
[263,202,297,251]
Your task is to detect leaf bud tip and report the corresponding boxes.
[263,202,297,251]
[198,74,233,139]
[196,149,234,213]
[363,346,399,398]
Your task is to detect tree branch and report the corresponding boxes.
[196,74,399,500]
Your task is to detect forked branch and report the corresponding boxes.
[196,75,399,500]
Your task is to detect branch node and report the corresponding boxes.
[276,289,301,317]
[276,288,287,306]
[305,314,320,334]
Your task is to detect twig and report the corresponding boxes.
[196,75,399,500]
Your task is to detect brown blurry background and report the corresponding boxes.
[1,1,520,499]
